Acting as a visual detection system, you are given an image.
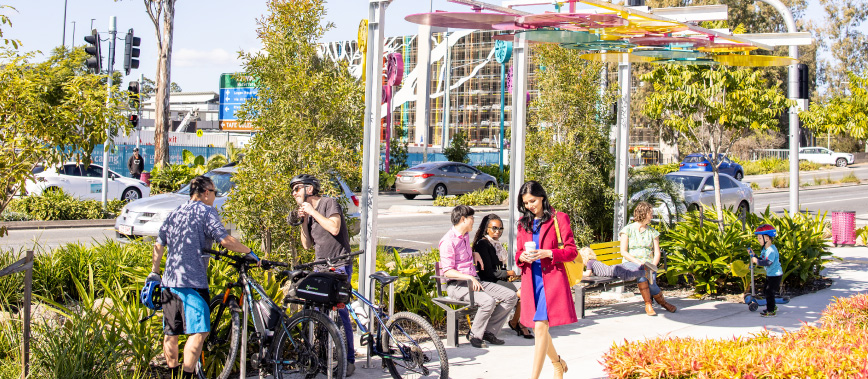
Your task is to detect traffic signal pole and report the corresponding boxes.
[101,16,116,207]
[137,73,144,151]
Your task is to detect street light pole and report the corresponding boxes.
[62,0,68,48]
[757,0,800,213]
[101,16,117,207]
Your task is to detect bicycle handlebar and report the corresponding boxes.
[202,248,289,270]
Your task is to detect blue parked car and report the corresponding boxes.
[679,154,745,181]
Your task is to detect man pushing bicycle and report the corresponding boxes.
[146,175,254,379]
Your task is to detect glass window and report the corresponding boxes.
[683,155,707,163]
[718,176,736,189]
[85,166,103,178]
[665,174,705,191]
[63,165,83,176]
[176,171,235,197]
[439,165,458,173]
[457,165,477,174]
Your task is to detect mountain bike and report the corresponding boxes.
[198,248,346,379]
[284,256,449,378]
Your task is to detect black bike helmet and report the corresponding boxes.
[290,174,321,194]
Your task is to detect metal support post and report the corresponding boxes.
[442,31,451,149]
[101,16,117,207]
[499,62,506,172]
[613,60,631,237]
[359,0,389,304]
[506,33,529,265]
[137,73,144,151]
[756,0,800,213]
[415,24,432,162]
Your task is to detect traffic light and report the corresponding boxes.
[83,29,102,74]
[129,114,139,128]
[128,81,140,109]
[797,63,810,99]
[124,28,141,75]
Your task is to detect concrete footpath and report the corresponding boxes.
[346,246,868,379]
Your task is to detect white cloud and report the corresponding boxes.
[173,48,241,67]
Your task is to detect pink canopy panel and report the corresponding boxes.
[629,36,710,48]
[404,12,518,30]
[516,13,628,29]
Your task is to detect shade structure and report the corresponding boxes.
[523,30,599,44]
[651,58,718,65]
[404,12,517,30]
[630,36,710,48]
[714,54,798,67]
[517,13,629,29]
[561,40,636,51]
[698,43,759,53]
[578,52,658,64]
[632,48,706,59]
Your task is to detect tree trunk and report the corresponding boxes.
[712,169,725,232]
[153,0,175,166]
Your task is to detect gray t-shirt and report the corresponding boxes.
[157,200,228,289]
[307,197,351,268]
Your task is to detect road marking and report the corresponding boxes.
[766,195,868,207]
[394,238,431,244]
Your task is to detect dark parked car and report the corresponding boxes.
[395,162,498,200]
[679,153,745,181]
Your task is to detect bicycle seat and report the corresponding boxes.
[370,271,399,285]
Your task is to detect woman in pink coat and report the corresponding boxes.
[515,181,578,379]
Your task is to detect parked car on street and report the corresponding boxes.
[679,153,745,181]
[394,161,498,200]
[24,163,150,201]
[664,171,754,215]
[114,166,360,241]
[799,147,854,167]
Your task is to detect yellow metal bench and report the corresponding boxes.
[573,241,667,318]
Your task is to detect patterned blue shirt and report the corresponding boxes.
[157,200,229,288]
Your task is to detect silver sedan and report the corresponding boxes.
[665,171,754,214]
[395,162,498,200]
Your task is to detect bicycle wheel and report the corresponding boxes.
[381,312,448,379]
[197,294,242,379]
[272,309,347,379]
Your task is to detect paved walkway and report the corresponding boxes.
[347,246,868,379]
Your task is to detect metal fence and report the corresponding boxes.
[90,144,228,177]
[750,149,790,161]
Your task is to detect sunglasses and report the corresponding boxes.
[205,188,217,194]
[488,226,504,232]
[292,185,305,194]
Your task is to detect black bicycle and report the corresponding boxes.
[198,248,346,379]
[284,254,449,378]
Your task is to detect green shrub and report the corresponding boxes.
[377,247,445,326]
[629,162,679,176]
[841,172,860,184]
[772,175,788,188]
[603,294,868,379]
[476,164,510,185]
[432,186,508,207]
[660,207,833,294]
[857,226,868,246]
[443,131,470,163]
[379,169,398,191]
[148,163,194,194]
[0,250,23,304]
[0,210,29,222]
[736,157,826,176]
[7,190,125,221]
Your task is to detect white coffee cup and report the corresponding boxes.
[524,241,537,259]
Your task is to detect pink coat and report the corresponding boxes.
[515,211,578,328]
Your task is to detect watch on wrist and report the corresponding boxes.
[152,270,162,275]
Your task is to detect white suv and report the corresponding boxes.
[799,147,855,167]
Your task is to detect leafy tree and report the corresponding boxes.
[143,0,179,166]
[138,76,182,102]
[222,0,363,262]
[389,123,409,172]
[0,47,128,236]
[642,66,794,228]
[799,71,868,141]
[526,44,619,244]
[806,0,868,93]
[443,131,470,163]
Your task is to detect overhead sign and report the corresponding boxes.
[218,73,258,131]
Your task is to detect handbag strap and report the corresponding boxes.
[553,213,564,249]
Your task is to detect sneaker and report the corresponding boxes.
[482,331,505,345]
[469,336,487,348]
[346,362,356,377]
[760,309,777,317]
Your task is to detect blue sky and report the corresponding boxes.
[4,0,860,93]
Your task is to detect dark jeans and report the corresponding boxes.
[764,275,782,312]
[333,265,355,363]
[623,262,661,296]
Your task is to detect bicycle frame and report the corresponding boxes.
[344,287,412,363]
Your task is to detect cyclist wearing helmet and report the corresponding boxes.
[751,224,782,317]
[147,175,254,378]
[289,173,357,376]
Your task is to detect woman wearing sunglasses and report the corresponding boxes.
[472,214,534,339]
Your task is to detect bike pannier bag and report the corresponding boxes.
[294,272,351,305]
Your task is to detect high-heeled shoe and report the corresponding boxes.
[508,321,534,339]
[552,355,568,378]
